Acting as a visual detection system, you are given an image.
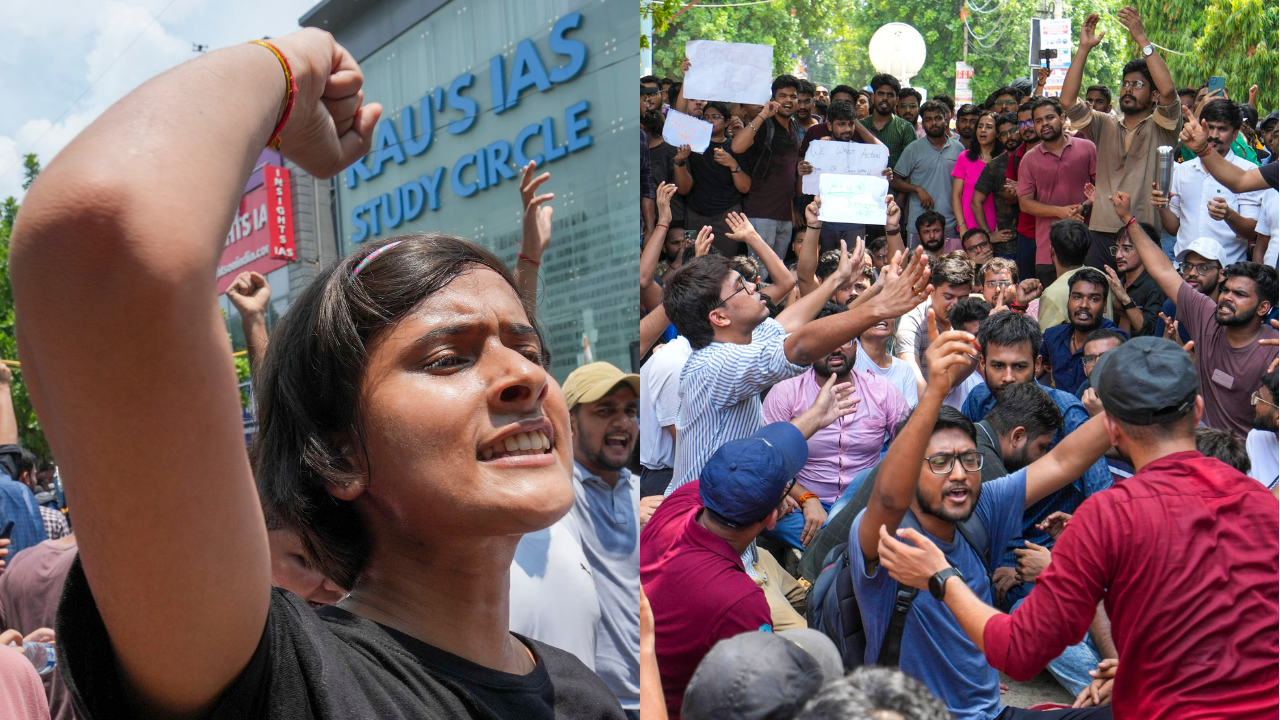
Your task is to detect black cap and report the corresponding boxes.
[682,632,824,720]
[1094,336,1198,425]
[1262,111,1279,129]
[641,85,661,95]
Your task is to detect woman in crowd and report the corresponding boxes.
[951,110,1001,239]
[10,28,623,720]
[673,100,752,256]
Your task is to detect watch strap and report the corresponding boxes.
[929,566,963,600]
[1122,299,1137,310]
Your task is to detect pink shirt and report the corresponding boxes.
[763,367,909,503]
[952,152,998,234]
[1016,136,1097,264]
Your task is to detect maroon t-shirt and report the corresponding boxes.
[640,482,772,719]
[0,539,79,720]
[741,116,801,222]
[985,452,1278,718]
[1177,282,1279,437]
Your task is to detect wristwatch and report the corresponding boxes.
[1141,43,1155,57]
[929,566,964,601]
[674,160,686,167]
[1122,299,1137,310]
[731,166,743,174]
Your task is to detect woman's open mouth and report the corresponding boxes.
[480,429,553,461]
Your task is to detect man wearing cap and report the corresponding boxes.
[850,328,1113,720]
[1153,237,1226,345]
[680,631,826,720]
[562,361,643,715]
[1115,191,1278,436]
[881,336,1280,718]
[641,415,832,719]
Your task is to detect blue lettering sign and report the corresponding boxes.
[401,179,425,221]
[514,123,544,167]
[421,168,444,211]
[565,101,592,152]
[548,13,586,83]
[371,118,407,175]
[451,153,479,197]
[402,99,434,156]
[506,39,553,110]
[447,74,478,134]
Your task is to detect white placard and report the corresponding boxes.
[818,174,890,225]
[801,141,889,195]
[661,109,713,153]
[683,40,774,105]
[1039,19,1072,51]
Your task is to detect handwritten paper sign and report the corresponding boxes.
[802,141,889,195]
[683,40,774,105]
[818,174,890,225]
[662,109,713,153]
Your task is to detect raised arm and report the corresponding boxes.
[225,271,272,375]
[1116,7,1176,104]
[640,183,679,311]
[1111,191,1184,301]
[1182,108,1273,193]
[796,198,822,296]
[723,213,795,302]
[516,161,554,315]
[777,237,861,333]
[1023,413,1111,506]
[8,31,378,715]
[884,194,907,262]
[731,101,777,154]
[1061,13,1104,109]
[858,325,981,563]
[0,366,17,447]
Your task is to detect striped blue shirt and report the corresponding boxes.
[667,318,806,495]
[0,473,47,556]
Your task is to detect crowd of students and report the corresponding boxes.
[640,7,1278,719]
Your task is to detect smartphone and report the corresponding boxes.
[1207,76,1226,97]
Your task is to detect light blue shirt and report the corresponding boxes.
[570,462,640,708]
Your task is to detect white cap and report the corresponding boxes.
[1176,237,1226,264]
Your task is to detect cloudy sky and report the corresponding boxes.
[0,0,319,200]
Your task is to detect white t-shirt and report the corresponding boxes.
[944,369,985,410]
[639,336,692,470]
[509,513,601,670]
[1257,189,1279,269]
[855,340,920,408]
[1169,154,1264,265]
[1246,429,1278,490]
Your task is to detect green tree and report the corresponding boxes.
[0,164,50,460]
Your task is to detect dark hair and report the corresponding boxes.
[1177,86,1197,100]
[962,227,990,248]
[949,296,992,329]
[995,112,1018,130]
[915,209,946,233]
[667,83,682,106]
[983,86,1023,109]
[640,75,660,86]
[933,405,977,443]
[1223,261,1279,307]
[956,103,982,119]
[1068,267,1110,306]
[831,84,859,101]
[1136,222,1160,245]
[1084,328,1127,349]
[1240,103,1260,129]
[1049,219,1091,267]
[732,255,764,284]
[977,310,1042,358]
[1017,100,1035,115]
[919,100,945,119]
[817,302,847,321]
[252,235,540,590]
[869,73,901,94]
[826,100,856,123]
[663,255,735,350]
[640,109,664,137]
[1263,370,1279,400]
[1029,96,1064,118]
[1121,58,1154,89]
[867,235,888,254]
[934,93,955,114]
[1195,427,1251,474]
[966,110,1000,160]
[772,74,801,97]
[797,78,816,96]
[797,666,952,720]
[1200,99,1243,132]
[15,447,36,480]
[1085,84,1113,103]
[986,382,1064,442]
[816,250,842,281]
[933,253,974,288]
[703,100,731,121]
[898,87,923,105]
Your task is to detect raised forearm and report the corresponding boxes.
[796,225,821,296]
[0,381,17,446]
[745,235,793,298]
[1124,217,1183,300]
[783,299,883,366]
[239,312,270,376]
[1025,413,1111,505]
[777,272,836,333]
[731,119,760,153]
[1060,43,1091,108]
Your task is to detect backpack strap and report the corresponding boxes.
[956,514,993,576]
[748,116,777,180]
[877,511,923,666]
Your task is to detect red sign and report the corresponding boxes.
[217,165,298,293]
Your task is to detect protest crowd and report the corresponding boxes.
[639,7,1279,720]
[0,27,652,720]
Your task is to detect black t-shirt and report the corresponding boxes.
[648,141,685,222]
[1261,161,1278,190]
[740,116,801,221]
[686,138,743,216]
[56,557,625,720]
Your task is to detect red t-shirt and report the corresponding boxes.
[984,452,1279,719]
[640,482,772,719]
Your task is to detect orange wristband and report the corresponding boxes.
[248,40,297,150]
[798,492,819,505]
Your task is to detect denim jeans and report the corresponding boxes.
[747,217,793,278]
[1010,595,1104,697]
[762,498,835,550]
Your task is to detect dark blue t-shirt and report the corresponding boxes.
[849,470,1027,720]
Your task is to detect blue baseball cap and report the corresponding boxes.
[700,423,808,527]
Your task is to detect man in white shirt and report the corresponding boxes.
[1248,370,1278,492]
[1156,100,1262,265]
[639,336,692,497]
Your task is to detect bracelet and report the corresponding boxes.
[1121,299,1137,310]
[797,492,819,505]
[1124,216,1138,231]
[517,253,541,266]
[1009,303,1028,312]
[885,226,900,234]
[248,40,297,151]
[1193,143,1212,158]
[655,223,669,232]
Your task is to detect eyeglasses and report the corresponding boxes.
[993,100,1018,109]
[998,128,1019,138]
[1120,80,1147,90]
[899,102,918,110]
[1083,353,1103,366]
[985,279,1013,289]
[704,114,725,121]
[1108,244,1135,256]
[965,239,992,254]
[1180,261,1219,276]
[1019,120,1034,128]
[1252,391,1278,409]
[714,278,754,309]
[924,452,984,474]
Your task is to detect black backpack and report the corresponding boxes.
[806,510,992,670]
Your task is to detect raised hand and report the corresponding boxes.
[1036,511,1073,541]
[226,271,272,318]
[674,143,692,162]
[694,226,714,257]
[1037,66,1051,87]
[1180,106,1210,155]
[1110,191,1133,222]
[875,247,933,319]
[844,236,867,278]
[759,100,780,119]
[805,197,823,228]
[655,181,677,220]
[1015,278,1043,305]
[812,372,859,432]
[1079,13,1106,50]
[924,324,982,393]
[679,57,691,76]
[0,364,11,386]
[1116,5,1147,42]
[885,194,901,231]
[1102,266,1131,306]
[270,29,382,179]
[520,162,556,260]
[724,211,762,242]
[727,115,745,134]
[1249,85,1260,106]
